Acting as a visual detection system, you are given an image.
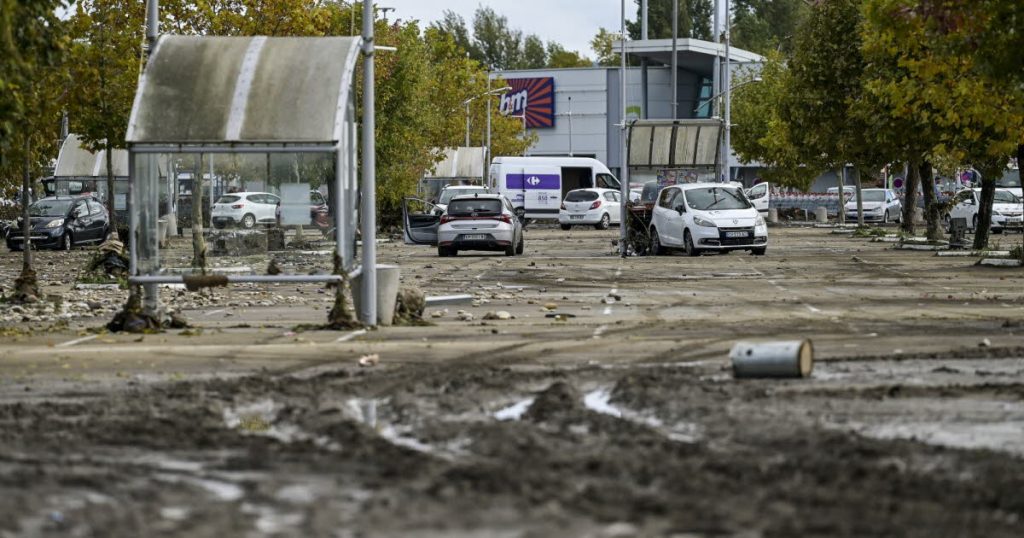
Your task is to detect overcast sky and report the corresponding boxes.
[382,1,632,58]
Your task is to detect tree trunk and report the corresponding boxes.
[852,166,864,227]
[105,140,117,230]
[191,154,207,272]
[920,160,942,242]
[836,170,845,225]
[21,136,33,273]
[900,162,919,235]
[973,173,997,250]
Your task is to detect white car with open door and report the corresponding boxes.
[946,188,1023,233]
[403,197,441,246]
[649,183,768,256]
[844,188,902,223]
[745,182,770,214]
[558,188,622,230]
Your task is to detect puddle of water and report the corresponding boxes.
[849,420,1024,456]
[583,388,701,443]
[494,398,535,421]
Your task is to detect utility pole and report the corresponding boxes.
[671,0,679,119]
[723,0,732,183]
[619,0,629,257]
[567,96,573,157]
[641,0,648,118]
[360,0,378,326]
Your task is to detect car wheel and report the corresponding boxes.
[684,230,701,257]
[504,243,515,256]
[560,224,572,231]
[515,234,524,255]
[752,246,767,256]
[993,227,1004,235]
[650,228,663,256]
[241,213,256,229]
[62,231,72,251]
[596,213,610,230]
[437,246,449,257]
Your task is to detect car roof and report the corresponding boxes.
[450,193,503,200]
[675,182,742,190]
[567,188,615,193]
[442,185,486,189]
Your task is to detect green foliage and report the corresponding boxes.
[732,0,809,55]
[546,43,591,69]
[626,0,713,41]
[590,28,621,67]
[730,52,816,190]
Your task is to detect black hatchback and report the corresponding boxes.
[6,196,110,251]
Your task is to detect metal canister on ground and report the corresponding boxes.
[730,339,813,378]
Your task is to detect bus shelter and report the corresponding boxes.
[125,35,362,318]
[47,134,135,221]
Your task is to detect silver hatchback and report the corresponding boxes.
[437,194,524,257]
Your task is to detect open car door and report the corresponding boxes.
[403,197,440,245]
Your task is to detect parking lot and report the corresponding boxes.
[1,225,1023,536]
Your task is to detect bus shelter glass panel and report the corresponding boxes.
[134,151,345,281]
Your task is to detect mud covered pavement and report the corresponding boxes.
[1,226,1023,537]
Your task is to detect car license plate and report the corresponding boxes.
[726,231,749,238]
[463,234,486,240]
[570,215,584,220]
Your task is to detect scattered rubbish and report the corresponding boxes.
[456,310,474,321]
[358,354,380,367]
[483,310,513,320]
[979,338,992,348]
[430,309,447,318]
[544,313,575,320]
[542,302,558,310]
[730,339,814,378]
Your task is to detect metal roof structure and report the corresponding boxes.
[617,38,764,73]
[424,147,486,180]
[127,35,362,148]
[53,134,129,178]
[628,119,722,168]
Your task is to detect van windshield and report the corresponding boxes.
[684,188,751,211]
[448,199,502,217]
[565,190,599,202]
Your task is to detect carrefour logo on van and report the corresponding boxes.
[506,174,559,190]
[499,78,555,128]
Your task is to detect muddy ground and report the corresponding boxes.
[0,225,1022,537]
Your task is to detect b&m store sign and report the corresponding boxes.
[499,77,555,128]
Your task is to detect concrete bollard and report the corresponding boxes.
[767,208,778,224]
[814,207,828,223]
[157,218,169,248]
[352,264,401,326]
[730,339,814,378]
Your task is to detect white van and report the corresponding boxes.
[488,157,621,221]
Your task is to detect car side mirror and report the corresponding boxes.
[674,204,686,215]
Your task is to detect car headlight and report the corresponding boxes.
[755,215,765,226]
[693,216,716,228]
[45,218,64,228]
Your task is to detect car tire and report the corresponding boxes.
[515,234,524,255]
[596,213,610,230]
[437,246,449,257]
[993,227,1004,235]
[650,227,662,256]
[62,231,72,251]
[752,247,767,256]
[560,224,572,231]
[241,213,256,229]
[684,229,701,257]
[504,243,515,256]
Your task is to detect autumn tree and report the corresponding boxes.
[0,0,70,302]
[731,0,809,55]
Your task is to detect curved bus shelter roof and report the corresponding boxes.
[126,35,362,151]
[54,134,128,178]
[425,147,486,180]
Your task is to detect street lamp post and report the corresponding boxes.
[463,86,511,148]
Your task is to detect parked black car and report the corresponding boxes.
[6,195,110,251]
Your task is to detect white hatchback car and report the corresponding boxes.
[437,193,524,257]
[650,183,767,256]
[844,188,902,223]
[947,188,1023,233]
[211,192,280,229]
[558,188,622,230]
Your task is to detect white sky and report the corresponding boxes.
[381,1,634,58]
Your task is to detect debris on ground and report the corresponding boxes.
[83,239,129,279]
[483,310,513,320]
[107,287,190,333]
[358,354,380,367]
[392,286,428,326]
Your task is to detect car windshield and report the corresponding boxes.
[29,199,72,217]
[565,190,599,202]
[216,195,241,204]
[684,188,751,211]
[861,191,886,202]
[439,188,482,205]
[996,169,1020,188]
[448,198,502,217]
[994,190,1019,203]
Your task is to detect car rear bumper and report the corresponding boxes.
[558,211,603,225]
[438,231,514,251]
